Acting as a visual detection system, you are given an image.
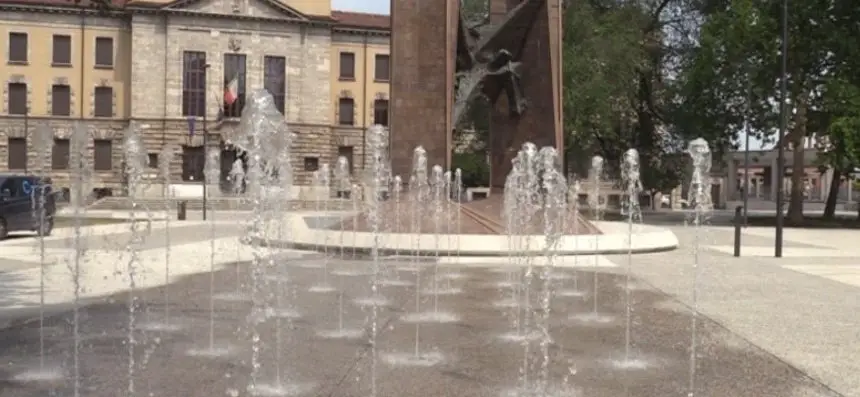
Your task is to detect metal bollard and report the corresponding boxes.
[733,205,742,257]
[177,200,187,221]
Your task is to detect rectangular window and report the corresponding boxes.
[263,55,286,114]
[51,84,71,116]
[93,139,112,171]
[147,153,159,169]
[52,35,72,65]
[182,51,207,117]
[8,32,27,63]
[7,83,27,115]
[373,99,389,127]
[94,86,113,117]
[181,145,205,182]
[339,52,355,80]
[303,157,319,172]
[223,53,247,118]
[52,138,70,170]
[94,37,114,67]
[7,138,27,170]
[338,98,354,125]
[337,145,354,175]
[374,54,390,81]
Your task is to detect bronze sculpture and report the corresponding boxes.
[390,0,563,187]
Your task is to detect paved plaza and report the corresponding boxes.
[0,214,857,396]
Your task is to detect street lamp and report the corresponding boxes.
[743,70,751,225]
[23,106,29,175]
[202,63,211,221]
[775,0,787,258]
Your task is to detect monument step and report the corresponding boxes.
[87,197,353,212]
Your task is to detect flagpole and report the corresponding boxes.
[202,63,211,221]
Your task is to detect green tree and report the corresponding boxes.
[563,0,696,194]
[819,78,860,219]
[815,1,860,219]
[678,0,840,223]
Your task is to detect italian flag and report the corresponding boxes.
[224,74,239,105]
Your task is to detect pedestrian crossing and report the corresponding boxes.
[782,264,860,288]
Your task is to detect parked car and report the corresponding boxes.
[0,174,57,240]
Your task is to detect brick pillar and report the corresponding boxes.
[389,0,458,179]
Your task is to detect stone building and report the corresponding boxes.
[0,0,390,196]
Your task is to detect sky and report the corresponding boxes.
[332,0,389,14]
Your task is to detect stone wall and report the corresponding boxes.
[130,14,332,124]
[1,7,375,194]
[0,116,372,194]
[0,117,128,189]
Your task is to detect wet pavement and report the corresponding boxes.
[0,253,838,397]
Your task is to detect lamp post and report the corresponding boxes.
[743,71,751,225]
[775,0,787,258]
[23,106,29,175]
[202,63,211,221]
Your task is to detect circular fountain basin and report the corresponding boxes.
[264,213,678,258]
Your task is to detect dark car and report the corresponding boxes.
[0,174,57,240]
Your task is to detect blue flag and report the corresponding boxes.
[187,117,196,136]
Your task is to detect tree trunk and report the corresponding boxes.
[823,168,842,219]
[786,95,808,224]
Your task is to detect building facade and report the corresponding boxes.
[0,0,390,194]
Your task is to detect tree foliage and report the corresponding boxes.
[562,0,700,193]
[676,0,860,220]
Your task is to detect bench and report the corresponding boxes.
[466,187,491,201]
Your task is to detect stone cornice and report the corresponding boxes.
[0,3,391,34]
[128,7,336,28]
[332,26,390,37]
[0,3,129,17]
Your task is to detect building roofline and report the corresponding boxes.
[0,0,391,33]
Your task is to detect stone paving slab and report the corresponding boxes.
[781,264,860,288]
[612,225,860,397]
[707,246,856,257]
[0,255,838,397]
[1,223,245,253]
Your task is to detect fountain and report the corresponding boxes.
[537,146,566,393]
[426,165,445,304]
[122,121,149,395]
[409,147,427,266]
[352,125,392,308]
[65,122,92,393]
[557,179,587,298]
[317,155,365,340]
[11,124,64,385]
[402,163,459,324]
[186,146,235,358]
[609,148,651,370]
[308,165,336,293]
[157,143,180,331]
[240,89,313,396]
[1,96,698,397]
[210,159,252,302]
[570,155,615,325]
[687,137,713,396]
[32,124,52,372]
[498,143,543,344]
[333,155,351,200]
[453,168,463,258]
[377,173,413,287]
